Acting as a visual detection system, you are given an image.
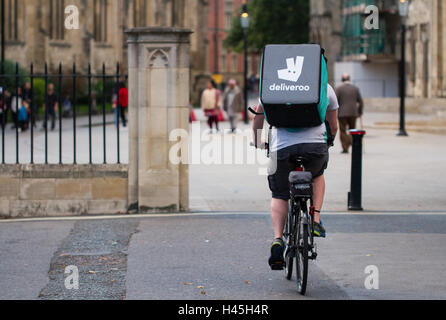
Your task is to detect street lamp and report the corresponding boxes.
[397,0,410,136]
[240,3,249,124]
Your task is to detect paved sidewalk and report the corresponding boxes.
[190,110,446,212]
[2,110,445,213]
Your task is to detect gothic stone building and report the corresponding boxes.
[2,0,208,100]
[310,0,446,99]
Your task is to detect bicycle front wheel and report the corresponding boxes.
[296,220,309,295]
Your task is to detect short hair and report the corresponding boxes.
[342,74,351,82]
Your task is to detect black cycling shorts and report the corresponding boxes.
[267,143,329,201]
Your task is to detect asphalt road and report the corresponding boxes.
[1,110,445,300]
[0,212,445,300]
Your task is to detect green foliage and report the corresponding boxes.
[32,78,46,108]
[224,0,310,52]
[1,60,28,90]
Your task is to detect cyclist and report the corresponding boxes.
[252,84,339,270]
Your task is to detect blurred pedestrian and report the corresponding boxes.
[18,101,29,132]
[201,80,222,133]
[116,82,128,127]
[223,78,244,133]
[0,89,11,128]
[42,83,58,131]
[22,82,37,128]
[63,96,72,118]
[335,74,364,153]
[10,87,23,130]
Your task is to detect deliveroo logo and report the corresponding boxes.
[270,56,309,92]
[278,56,304,82]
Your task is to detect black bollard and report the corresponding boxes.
[348,129,366,211]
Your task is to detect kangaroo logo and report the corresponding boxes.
[278,56,304,82]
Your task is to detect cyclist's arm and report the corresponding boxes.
[252,103,265,148]
[326,109,338,138]
[327,84,339,139]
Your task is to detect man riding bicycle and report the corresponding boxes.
[252,83,339,270]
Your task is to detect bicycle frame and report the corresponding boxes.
[292,197,317,261]
[284,158,318,295]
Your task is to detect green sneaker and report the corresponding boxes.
[313,220,326,238]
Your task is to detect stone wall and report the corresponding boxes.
[0,165,128,219]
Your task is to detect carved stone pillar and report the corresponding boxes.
[126,27,192,213]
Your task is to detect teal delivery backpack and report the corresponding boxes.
[259,44,329,128]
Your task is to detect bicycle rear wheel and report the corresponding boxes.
[296,216,309,295]
[284,202,295,280]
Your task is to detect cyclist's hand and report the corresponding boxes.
[327,135,335,148]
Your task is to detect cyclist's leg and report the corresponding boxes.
[271,198,288,239]
[300,143,329,224]
[267,147,293,239]
[312,174,325,223]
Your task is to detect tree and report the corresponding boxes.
[224,0,310,53]
[1,60,28,90]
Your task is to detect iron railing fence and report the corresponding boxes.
[0,62,128,165]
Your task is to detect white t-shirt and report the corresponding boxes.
[269,84,339,152]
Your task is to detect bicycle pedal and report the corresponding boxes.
[270,262,285,270]
[270,264,285,271]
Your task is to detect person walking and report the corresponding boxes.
[335,74,364,153]
[0,89,11,129]
[17,101,29,132]
[63,96,72,118]
[222,79,244,133]
[42,83,58,131]
[201,80,222,133]
[22,82,37,128]
[10,87,23,130]
[116,82,128,127]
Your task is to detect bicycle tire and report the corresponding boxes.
[284,202,295,280]
[296,215,309,295]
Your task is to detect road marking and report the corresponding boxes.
[1,210,446,224]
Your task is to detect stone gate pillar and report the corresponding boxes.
[126,27,192,213]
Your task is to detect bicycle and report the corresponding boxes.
[283,156,318,296]
[249,106,334,295]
